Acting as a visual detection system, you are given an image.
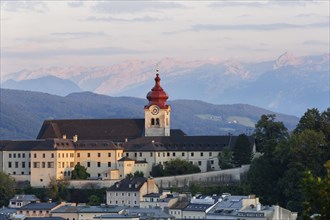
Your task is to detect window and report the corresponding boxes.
[58,162,61,168]
[211,160,214,165]
[70,162,74,168]
[51,153,54,158]
[29,162,31,168]
[108,162,111,167]
[140,152,142,157]
[62,153,64,158]
[201,152,204,157]
[173,152,176,157]
[87,162,90,167]
[209,152,212,156]
[29,153,31,158]
[66,153,68,158]
[98,153,101,157]
[151,118,155,125]
[18,153,21,158]
[167,152,170,157]
[22,162,25,168]
[158,152,160,157]
[108,153,111,157]
[43,153,45,158]
[156,118,160,125]
[48,162,54,168]
[134,153,137,157]
[9,153,12,158]
[42,162,45,168]
[191,152,194,157]
[33,162,40,168]
[70,153,74,157]
[15,162,19,168]
[8,162,12,168]
[182,152,185,156]
[62,162,65,168]
[58,153,61,158]
[77,153,80,157]
[198,161,202,166]
[97,162,101,167]
[22,153,25,158]
[13,153,16,158]
[34,153,37,158]
[87,153,90,157]
[150,152,153,157]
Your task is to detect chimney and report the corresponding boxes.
[73,135,78,142]
[147,178,157,194]
[62,134,67,140]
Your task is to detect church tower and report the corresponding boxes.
[144,68,171,136]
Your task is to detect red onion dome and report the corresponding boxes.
[145,73,169,109]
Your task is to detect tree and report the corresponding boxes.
[302,160,330,220]
[163,158,201,176]
[218,147,233,169]
[46,177,59,201]
[295,108,321,133]
[233,134,252,166]
[254,114,288,156]
[71,164,90,180]
[133,171,144,177]
[88,195,101,206]
[150,164,164,177]
[0,172,16,206]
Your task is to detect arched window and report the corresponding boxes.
[156,118,160,125]
[151,118,155,125]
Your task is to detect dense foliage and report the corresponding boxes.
[0,172,16,206]
[247,108,330,218]
[233,134,253,166]
[71,164,90,180]
[150,158,201,177]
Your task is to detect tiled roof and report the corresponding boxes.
[123,136,254,152]
[37,119,145,142]
[52,205,123,213]
[0,139,122,151]
[118,157,135,162]
[183,203,212,212]
[10,195,39,202]
[108,177,147,192]
[19,202,60,210]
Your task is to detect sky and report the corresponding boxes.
[1,0,329,77]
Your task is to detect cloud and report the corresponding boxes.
[210,0,317,8]
[191,22,329,31]
[92,1,185,13]
[68,1,84,8]
[2,47,143,59]
[50,31,106,39]
[86,16,161,22]
[1,1,48,13]
[303,40,329,46]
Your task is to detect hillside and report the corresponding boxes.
[0,89,299,140]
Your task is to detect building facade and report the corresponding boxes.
[0,71,255,187]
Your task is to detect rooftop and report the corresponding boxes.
[19,202,61,211]
[108,177,148,192]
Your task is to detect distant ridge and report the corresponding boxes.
[2,53,329,116]
[0,89,299,140]
[1,75,82,96]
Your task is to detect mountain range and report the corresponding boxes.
[0,89,299,140]
[1,52,329,116]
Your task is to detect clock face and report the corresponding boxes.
[151,106,160,115]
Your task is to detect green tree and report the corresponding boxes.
[302,161,330,220]
[71,164,90,180]
[254,114,289,155]
[150,164,164,177]
[0,172,16,206]
[164,158,201,176]
[233,134,252,166]
[88,195,101,206]
[46,177,59,201]
[134,171,144,177]
[218,147,233,169]
[295,108,321,133]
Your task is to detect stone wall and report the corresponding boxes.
[67,165,250,189]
